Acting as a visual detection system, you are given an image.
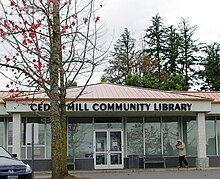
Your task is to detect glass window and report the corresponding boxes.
[206,117,216,155]
[25,118,46,145]
[162,117,178,156]
[94,117,122,129]
[183,117,197,156]
[21,118,26,145]
[68,118,93,158]
[21,117,49,159]
[145,117,161,155]
[8,119,12,146]
[126,117,143,156]
[46,123,51,158]
[0,118,4,146]
[217,117,220,155]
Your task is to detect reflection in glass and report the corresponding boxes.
[94,117,122,129]
[217,118,220,155]
[111,153,122,165]
[0,118,4,146]
[110,131,121,151]
[8,119,12,145]
[27,146,45,158]
[183,117,197,156]
[145,117,161,155]
[206,117,216,155]
[96,153,107,165]
[21,118,50,159]
[25,123,45,145]
[46,124,51,158]
[127,117,143,155]
[162,117,178,156]
[96,132,107,152]
[68,121,93,158]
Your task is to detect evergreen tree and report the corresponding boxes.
[136,52,159,76]
[143,14,166,79]
[124,72,160,89]
[125,72,187,90]
[104,28,136,84]
[178,18,199,88]
[159,73,188,90]
[199,42,220,90]
[104,16,203,91]
[163,25,181,74]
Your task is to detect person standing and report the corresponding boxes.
[176,139,189,168]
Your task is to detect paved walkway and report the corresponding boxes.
[35,168,220,179]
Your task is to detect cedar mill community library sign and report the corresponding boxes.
[30,102,193,112]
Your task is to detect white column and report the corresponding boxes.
[196,112,209,168]
[12,113,21,159]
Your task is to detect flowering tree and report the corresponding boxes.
[0,0,103,178]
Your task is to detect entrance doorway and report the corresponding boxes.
[94,130,124,169]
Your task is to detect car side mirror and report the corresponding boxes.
[12,154,17,158]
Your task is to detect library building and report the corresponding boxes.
[1,83,220,170]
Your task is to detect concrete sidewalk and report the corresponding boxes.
[35,167,220,179]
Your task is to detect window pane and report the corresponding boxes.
[217,117,220,155]
[94,117,122,129]
[26,123,45,145]
[183,117,197,156]
[162,117,178,156]
[46,123,51,158]
[110,131,121,152]
[27,146,45,158]
[21,118,26,145]
[0,118,4,146]
[68,118,93,158]
[145,117,161,155]
[22,118,48,159]
[127,117,143,156]
[206,117,216,155]
[8,119,12,145]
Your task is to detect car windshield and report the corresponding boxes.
[0,147,12,158]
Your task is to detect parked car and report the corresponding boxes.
[0,146,32,179]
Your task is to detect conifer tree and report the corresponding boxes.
[104,28,136,84]
[199,42,220,90]
[143,14,166,79]
[178,18,199,87]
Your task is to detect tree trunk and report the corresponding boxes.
[50,1,68,179]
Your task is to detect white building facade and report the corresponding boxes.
[0,83,220,170]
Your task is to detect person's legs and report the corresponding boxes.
[182,156,188,166]
[179,156,183,167]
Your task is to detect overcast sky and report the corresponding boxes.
[98,0,220,45]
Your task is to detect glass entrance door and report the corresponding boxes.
[94,130,123,169]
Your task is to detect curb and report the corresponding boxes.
[34,167,220,178]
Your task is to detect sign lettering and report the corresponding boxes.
[29,102,193,112]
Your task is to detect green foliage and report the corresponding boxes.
[125,73,159,89]
[104,14,215,91]
[125,73,187,91]
[66,80,77,88]
[159,73,188,91]
[198,42,220,90]
[104,28,136,84]
[101,76,108,83]
[141,73,160,89]
[163,25,181,73]
[144,14,166,77]
[124,73,141,87]
[178,18,199,87]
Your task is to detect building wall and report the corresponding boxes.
[2,114,220,170]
